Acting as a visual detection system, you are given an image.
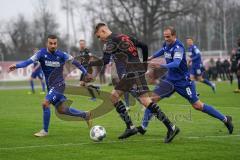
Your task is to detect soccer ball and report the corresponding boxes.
[90,125,106,142]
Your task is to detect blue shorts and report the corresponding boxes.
[31,71,44,80]
[154,79,199,104]
[45,87,66,107]
[190,66,204,76]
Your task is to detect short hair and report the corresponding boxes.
[47,34,58,39]
[237,37,240,47]
[164,26,176,36]
[79,39,86,43]
[186,36,194,40]
[94,23,107,34]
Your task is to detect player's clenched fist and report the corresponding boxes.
[8,64,17,72]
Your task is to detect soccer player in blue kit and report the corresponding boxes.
[8,35,92,137]
[28,48,46,95]
[186,37,216,93]
[137,27,233,135]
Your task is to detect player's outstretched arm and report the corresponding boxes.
[89,52,111,67]
[72,59,93,82]
[161,58,181,69]
[8,58,34,73]
[72,59,87,75]
[149,48,165,61]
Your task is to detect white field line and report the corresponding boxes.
[0,134,240,151]
[159,103,240,109]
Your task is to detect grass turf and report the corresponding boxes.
[0,81,239,160]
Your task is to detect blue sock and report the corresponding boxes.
[30,80,34,92]
[142,108,153,129]
[64,107,87,118]
[41,81,46,92]
[202,104,226,122]
[124,92,129,107]
[43,106,51,132]
[202,79,213,88]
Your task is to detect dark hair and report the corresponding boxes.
[94,23,107,34]
[186,36,193,40]
[164,26,176,36]
[47,34,58,39]
[237,37,240,47]
[79,39,86,43]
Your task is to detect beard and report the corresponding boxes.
[49,48,56,53]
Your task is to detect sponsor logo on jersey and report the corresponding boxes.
[45,60,60,67]
[164,52,172,59]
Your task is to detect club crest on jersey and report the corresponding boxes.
[45,60,60,67]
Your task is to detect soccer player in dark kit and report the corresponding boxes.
[89,23,180,143]
[76,39,100,101]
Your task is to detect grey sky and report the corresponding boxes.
[0,0,92,46]
[0,0,59,21]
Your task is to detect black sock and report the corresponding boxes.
[87,87,96,98]
[230,75,233,84]
[238,78,240,89]
[89,85,99,90]
[114,101,133,129]
[147,102,174,131]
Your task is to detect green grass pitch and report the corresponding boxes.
[0,82,239,160]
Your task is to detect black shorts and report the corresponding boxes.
[114,72,149,97]
[231,67,238,73]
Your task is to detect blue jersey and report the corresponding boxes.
[33,62,42,73]
[30,48,74,88]
[16,48,87,90]
[187,45,202,68]
[153,39,189,81]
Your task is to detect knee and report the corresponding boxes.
[57,105,66,114]
[139,96,152,107]
[151,96,160,103]
[198,78,204,82]
[151,93,160,103]
[192,102,203,111]
[42,100,50,108]
[190,76,195,81]
[110,91,120,104]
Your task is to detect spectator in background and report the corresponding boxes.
[208,58,216,81]
[230,49,238,85]
[223,59,231,81]
[0,65,2,80]
[216,58,224,81]
[234,38,240,93]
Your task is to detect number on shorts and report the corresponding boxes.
[186,87,192,96]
